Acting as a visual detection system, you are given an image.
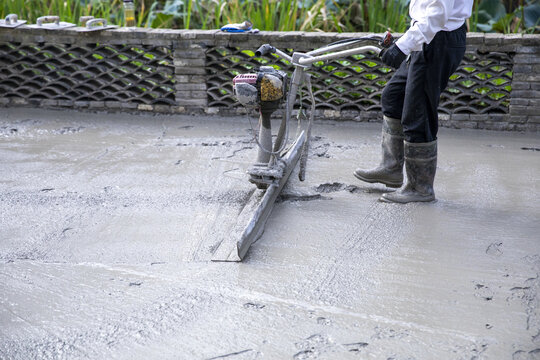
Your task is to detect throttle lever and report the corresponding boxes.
[380,31,394,48]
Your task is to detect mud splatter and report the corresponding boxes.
[55,126,85,134]
[474,284,494,301]
[314,182,347,193]
[313,182,379,194]
[278,193,324,202]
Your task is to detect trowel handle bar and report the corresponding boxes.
[79,16,94,26]
[255,44,293,62]
[298,45,382,66]
[5,14,18,25]
[86,18,107,28]
[258,34,388,68]
[37,16,60,26]
[255,44,276,57]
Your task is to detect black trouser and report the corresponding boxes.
[381,23,467,143]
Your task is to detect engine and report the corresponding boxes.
[232,66,287,112]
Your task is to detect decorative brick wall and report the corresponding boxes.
[0,27,538,131]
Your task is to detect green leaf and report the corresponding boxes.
[478,0,507,22]
[151,12,174,28]
[492,12,515,32]
[522,3,540,28]
[476,22,494,32]
[477,9,494,24]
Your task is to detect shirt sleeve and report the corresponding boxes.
[396,0,456,55]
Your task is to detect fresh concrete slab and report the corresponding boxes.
[0,107,539,359]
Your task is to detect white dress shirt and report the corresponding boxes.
[396,0,474,55]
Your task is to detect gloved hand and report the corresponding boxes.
[380,44,407,69]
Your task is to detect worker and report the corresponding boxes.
[354,0,474,203]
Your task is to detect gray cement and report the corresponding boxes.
[0,108,539,359]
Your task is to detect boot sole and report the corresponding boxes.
[378,194,437,203]
[353,171,402,188]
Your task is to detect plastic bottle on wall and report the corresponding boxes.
[123,0,136,27]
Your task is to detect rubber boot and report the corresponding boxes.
[380,140,437,203]
[353,115,404,188]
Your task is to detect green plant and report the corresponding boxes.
[0,0,125,26]
[470,0,540,33]
[1,0,537,33]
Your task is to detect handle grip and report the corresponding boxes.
[79,16,94,27]
[255,44,276,57]
[86,18,107,28]
[5,14,18,25]
[380,31,394,48]
[37,16,60,26]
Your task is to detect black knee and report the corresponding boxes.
[381,86,402,120]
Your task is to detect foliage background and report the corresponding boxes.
[0,0,538,33]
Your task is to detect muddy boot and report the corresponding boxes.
[380,140,437,203]
[353,115,404,188]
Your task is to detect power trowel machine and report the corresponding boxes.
[212,32,394,262]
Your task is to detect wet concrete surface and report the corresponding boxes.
[0,107,539,359]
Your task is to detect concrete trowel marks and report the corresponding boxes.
[306,201,413,306]
[0,107,539,359]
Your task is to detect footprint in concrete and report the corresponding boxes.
[316,317,331,325]
[343,342,368,352]
[486,242,503,257]
[474,284,494,301]
[293,349,316,359]
[311,142,331,158]
[56,126,85,134]
[371,326,410,340]
[243,302,265,310]
[512,349,540,360]
[294,334,331,359]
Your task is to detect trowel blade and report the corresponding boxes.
[0,20,27,28]
[77,25,118,32]
[212,189,267,262]
[26,22,76,30]
[212,131,306,262]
